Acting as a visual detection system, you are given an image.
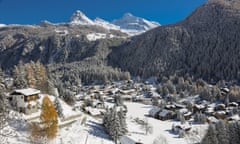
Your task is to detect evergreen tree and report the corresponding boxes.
[180,113,186,125]
[152,96,159,106]
[202,121,240,144]
[35,61,47,92]
[160,99,166,109]
[0,92,9,143]
[0,68,4,84]
[194,112,206,124]
[118,108,128,135]
[115,94,123,106]
[62,89,75,105]
[162,86,169,97]
[54,97,63,118]
[103,108,111,130]
[103,107,127,144]
[25,63,36,88]
[165,80,176,94]
[13,65,27,89]
[40,96,58,139]
[199,87,212,102]
[224,94,230,106]
[201,124,218,144]
[111,109,122,144]
[0,76,9,143]
[47,80,57,96]
[176,110,181,121]
[216,120,229,144]
[228,122,240,144]
[176,110,186,124]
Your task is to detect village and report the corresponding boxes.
[4,76,240,144]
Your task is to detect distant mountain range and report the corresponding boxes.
[1,0,240,83]
[0,10,160,36]
[69,10,160,35]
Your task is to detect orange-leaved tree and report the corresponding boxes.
[40,96,58,139]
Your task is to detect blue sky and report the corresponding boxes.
[0,0,207,25]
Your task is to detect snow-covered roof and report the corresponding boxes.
[149,106,161,117]
[92,100,103,106]
[166,104,176,109]
[174,103,186,109]
[228,115,240,121]
[222,87,230,93]
[159,109,170,117]
[85,107,101,116]
[183,112,192,117]
[121,95,133,99]
[205,107,214,113]
[176,124,192,131]
[120,136,137,144]
[179,108,188,114]
[120,89,136,94]
[207,116,219,123]
[13,88,40,96]
[215,110,226,115]
[194,104,205,109]
[229,102,238,107]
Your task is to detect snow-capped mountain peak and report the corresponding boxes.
[68,10,160,36]
[69,10,94,25]
[94,17,120,30]
[0,24,6,27]
[112,13,160,32]
[123,13,134,18]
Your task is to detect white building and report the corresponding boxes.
[9,88,40,114]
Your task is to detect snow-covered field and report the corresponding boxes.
[125,102,207,144]
[3,99,207,144]
[56,117,113,144]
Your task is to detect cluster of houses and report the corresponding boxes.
[7,80,240,126]
[6,80,156,116]
[7,81,240,144]
[148,87,240,125]
[73,80,161,117]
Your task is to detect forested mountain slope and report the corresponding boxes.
[109,0,240,81]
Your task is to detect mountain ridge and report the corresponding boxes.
[108,0,240,82]
[0,10,160,36]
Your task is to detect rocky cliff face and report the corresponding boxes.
[108,0,240,81]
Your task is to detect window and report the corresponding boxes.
[31,95,36,100]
